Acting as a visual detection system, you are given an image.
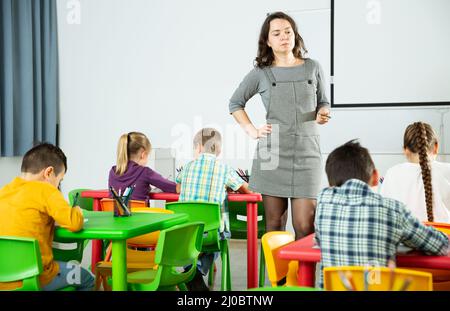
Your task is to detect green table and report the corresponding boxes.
[55,210,188,291]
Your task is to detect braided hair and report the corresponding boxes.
[403,122,438,222]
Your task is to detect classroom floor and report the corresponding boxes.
[82,239,269,291]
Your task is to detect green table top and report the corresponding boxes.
[55,210,188,240]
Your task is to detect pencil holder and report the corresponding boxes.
[113,198,132,217]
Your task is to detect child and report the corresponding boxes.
[0,143,94,291]
[109,132,177,204]
[176,128,251,290]
[314,140,448,288]
[380,122,450,223]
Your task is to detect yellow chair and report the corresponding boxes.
[261,231,298,287]
[323,266,433,291]
[95,201,173,290]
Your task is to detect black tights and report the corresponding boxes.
[262,195,316,240]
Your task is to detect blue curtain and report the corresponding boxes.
[0,0,59,156]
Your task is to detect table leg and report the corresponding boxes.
[246,202,258,289]
[298,262,315,287]
[112,240,127,291]
[91,198,103,272]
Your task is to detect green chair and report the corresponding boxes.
[166,201,232,291]
[68,188,93,211]
[127,222,204,291]
[227,201,266,287]
[0,236,75,291]
[52,235,85,263]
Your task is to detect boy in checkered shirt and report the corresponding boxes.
[314,140,448,288]
[176,128,251,290]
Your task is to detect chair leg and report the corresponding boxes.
[259,243,266,287]
[220,240,232,291]
[208,263,215,289]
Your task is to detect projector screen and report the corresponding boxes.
[332,0,450,107]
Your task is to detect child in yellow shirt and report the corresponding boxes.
[0,143,94,291]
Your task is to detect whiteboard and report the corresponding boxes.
[333,0,450,107]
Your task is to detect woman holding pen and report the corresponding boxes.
[229,12,331,240]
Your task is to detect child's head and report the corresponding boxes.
[116,132,151,175]
[20,143,67,188]
[403,122,439,159]
[403,122,438,222]
[325,139,378,187]
[193,128,222,157]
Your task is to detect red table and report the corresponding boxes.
[277,233,450,287]
[81,190,263,289]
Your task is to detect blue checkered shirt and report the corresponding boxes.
[314,179,449,288]
[176,153,245,236]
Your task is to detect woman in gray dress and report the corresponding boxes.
[229,12,331,240]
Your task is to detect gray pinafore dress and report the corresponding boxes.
[249,61,322,198]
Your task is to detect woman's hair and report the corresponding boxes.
[254,11,308,68]
[115,132,151,176]
[403,122,438,222]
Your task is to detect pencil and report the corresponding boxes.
[72,193,79,207]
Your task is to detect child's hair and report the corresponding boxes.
[325,139,375,187]
[115,132,151,176]
[21,143,67,175]
[193,128,222,155]
[403,122,438,222]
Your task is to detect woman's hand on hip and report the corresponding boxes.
[245,124,272,139]
[316,107,331,125]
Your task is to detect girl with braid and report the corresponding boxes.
[381,122,450,223]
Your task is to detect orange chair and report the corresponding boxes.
[261,231,298,287]
[95,200,173,290]
[324,266,432,291]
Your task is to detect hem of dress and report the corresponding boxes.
[248,185,318,199]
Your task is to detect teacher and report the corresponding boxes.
[229,12,330,240]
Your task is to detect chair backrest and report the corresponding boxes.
[68,188,94,211]
[228,201,265,239]
[126,207,174,246]
[166,201,221,251]
[261,231,298,287]
[0,236,42,291]
[424,222,450,234]
[323,266,433,291]
[52,235,85,263]
[153,222,205,288]
[100,198,147,212]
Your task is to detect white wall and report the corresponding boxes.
[53,0,449,203]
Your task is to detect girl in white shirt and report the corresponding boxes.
[381,122,450,223]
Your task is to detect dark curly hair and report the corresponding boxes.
[254,11,308,68]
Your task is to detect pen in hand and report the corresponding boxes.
[72,193,79,207]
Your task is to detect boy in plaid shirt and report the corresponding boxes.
[314,140,449,288]
[176,128,251,290]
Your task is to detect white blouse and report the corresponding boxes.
[380,161,450,223]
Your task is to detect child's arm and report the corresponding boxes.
[237,182,253,194]
[400,207,449,255]
[145,167,177,193]
[176,183,181,194]
[47,190,84,232]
